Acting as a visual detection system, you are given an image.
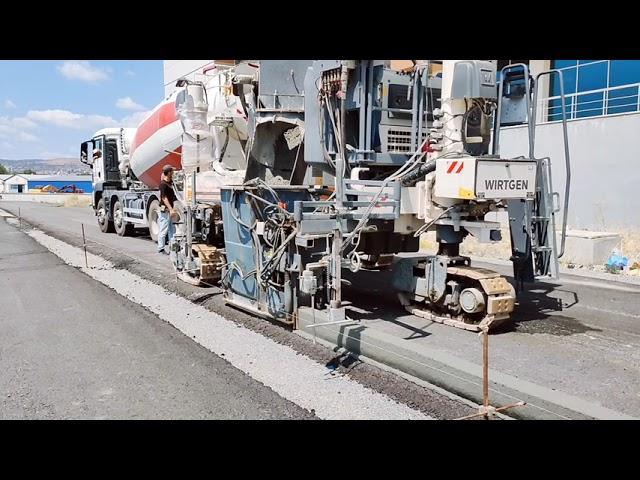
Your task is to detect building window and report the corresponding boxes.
[549,60,640,120]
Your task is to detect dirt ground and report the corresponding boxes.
[62,195,92,207]
[420,229,640,277]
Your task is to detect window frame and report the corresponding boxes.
[548,60,640,120]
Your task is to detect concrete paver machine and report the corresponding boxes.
[84,60,571,332]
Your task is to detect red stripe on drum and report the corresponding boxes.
[130,102,178,153]
[137,147,182,189]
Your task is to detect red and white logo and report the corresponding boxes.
[446,161,464,174]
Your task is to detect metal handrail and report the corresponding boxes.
[535,82,640,123]
[532,69,571,261]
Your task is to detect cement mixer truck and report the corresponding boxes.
[80,64,248,277]
[80,90,182,240]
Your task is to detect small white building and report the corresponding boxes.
[0,174,28,193]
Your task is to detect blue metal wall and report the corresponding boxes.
[27,180,93,193]
[550,60,640,119]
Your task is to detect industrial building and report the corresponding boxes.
[24,175,93,193]
[163,59,640,230]
[499,60,640,231]
[0,174,92,194]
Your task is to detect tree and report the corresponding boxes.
[0,164,8,175]
[21,169,37,175]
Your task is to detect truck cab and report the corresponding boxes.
[80,127,160,237]
[80,128,127,208]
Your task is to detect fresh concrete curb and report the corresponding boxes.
[296,307,636,420]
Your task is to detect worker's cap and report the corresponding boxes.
[162,165,175,174]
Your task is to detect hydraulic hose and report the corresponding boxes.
[400,159,437,186]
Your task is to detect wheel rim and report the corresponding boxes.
[114,208,123,228]
[149,208,159,237]
[98,206,106,225]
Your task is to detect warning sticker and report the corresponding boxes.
[458,187,475,199]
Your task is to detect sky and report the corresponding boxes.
[0,60,164,160]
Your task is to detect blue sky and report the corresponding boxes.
[0,60,164,160]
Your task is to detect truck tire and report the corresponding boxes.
[97,197,114,233]
[148,199,161,242]
[113,200,133,237]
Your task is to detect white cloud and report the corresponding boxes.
[0,117,40,143]
[4,99,16,109]
[0,115,37,130]
[57,61,109,83]
[12,117,37,129]
[125,70,136,77]
[23,107,149,131]
[0,117,36,142]
[121,110,151,128]
[116,96,145,111]
[26,109,118,130]
[17,132,39,142]
[0,104,159,158]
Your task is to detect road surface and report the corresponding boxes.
[3,201,639,418]
[0,217,317,419]
[0,204,475,419]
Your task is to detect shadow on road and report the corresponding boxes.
[506,280,601,336]
[341,268,602,339]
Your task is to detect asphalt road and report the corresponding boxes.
[5,201,639,418]
[1,202,476,419]
[0,217,315,419]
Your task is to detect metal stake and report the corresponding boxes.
[483,328,489,417]
[18,207,21,230]
[81,223,89,269]
[311,294,316,344]
[456,328,526,420]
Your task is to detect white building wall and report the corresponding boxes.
[3,175,28,193]
[163,60,213,97]
[499,113,640,230]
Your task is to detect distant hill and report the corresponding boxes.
[0,158,90,175]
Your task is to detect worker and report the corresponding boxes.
[158,165,178,254]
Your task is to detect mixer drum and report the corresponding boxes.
[129,90,184,189]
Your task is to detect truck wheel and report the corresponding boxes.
[113,200,133,237]
[148,199,160,242]
[97,198,114,233]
